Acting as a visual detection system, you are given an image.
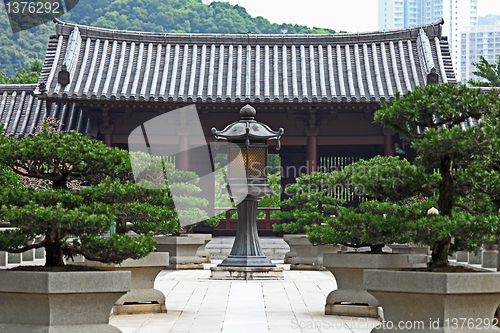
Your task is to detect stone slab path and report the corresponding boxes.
[110,260,379,333]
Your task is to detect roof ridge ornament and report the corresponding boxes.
[417,28,436,84]
[427,67,439,84]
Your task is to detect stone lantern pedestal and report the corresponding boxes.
[210,184,284,280]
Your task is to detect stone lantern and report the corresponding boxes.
[210,104,284,279]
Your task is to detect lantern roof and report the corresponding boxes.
[211,105,284,142]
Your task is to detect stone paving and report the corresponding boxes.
[110,261,379,333]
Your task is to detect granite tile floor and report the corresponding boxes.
[110,260,380,333]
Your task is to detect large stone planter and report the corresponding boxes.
[456,251,468,262]
[468,250,482,264]
[283,234,301,264]
[0,270,130,333]
[482,241,497,269]
[324,253,427,318]
[187,233,212,263]
[154,235,204,269]
[289,235,339,270]
[364,270,500,332]
[389,243,430,255]
[79,252,169,314]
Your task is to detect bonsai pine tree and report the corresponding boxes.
[159,162,220,234]
[307,200,416,253]
[111,153,218,236]
[0,120,180,267]
[273,172,344,234]
[279,164,420,252]
[371,83,500,268]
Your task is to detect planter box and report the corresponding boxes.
[389,243,430,255]
[469,251,482,264]
[154,235,204,270]
[456,251,468,262]
[364,270,500,332]
[483,241,497,269]
[289,235,339,270]
[0,270,130,333]
[283,234,301,264]
[79,252,169,314]
[187,233,212,263]
[323,253,427,318]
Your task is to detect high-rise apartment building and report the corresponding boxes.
[460,23,500,82]
[378,0,444,30]
[379,0,478,81]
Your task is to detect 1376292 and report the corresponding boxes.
[5,1,60,14]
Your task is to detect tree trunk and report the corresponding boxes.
[370,244,384,253]
[432,156,453,268]
[44,228,64,267]
[438,156,453,216]
[52,176,68,190]
[430,237,451,268]
[115,217,126,234]
[45,175,67,267]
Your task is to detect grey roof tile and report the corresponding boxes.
[0,84,95,138]
[39,19,456,103]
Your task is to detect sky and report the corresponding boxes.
[225,0,500,33]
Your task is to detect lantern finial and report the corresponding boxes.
[240,104,256,120]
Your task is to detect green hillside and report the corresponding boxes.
[478,14,500,26]
[0,0,343,77]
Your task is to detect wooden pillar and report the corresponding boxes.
[100,108,114,148]
[383,129,395,157]
[305,108,320,174]
[176,109,190,171]
[189,146,215,218]
[306,135,318,173]
[176,134,190,171]
[103,133,113,147]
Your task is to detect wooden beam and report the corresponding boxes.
[114,135,385,146]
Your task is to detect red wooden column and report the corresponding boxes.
[383,129,395,157]
[305,108,320,174]
[103,133,113,147]
[305,133,318,173]
[305,127,319,174]
[100,108,114,147]
[176,109,190,171]
[176,132,190,171]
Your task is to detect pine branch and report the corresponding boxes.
[452,202,476,215]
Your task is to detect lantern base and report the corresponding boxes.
[218,255,276,267]
[210,266,284,280]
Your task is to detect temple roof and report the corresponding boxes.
[0,84,96,138]
[37,18,455,103]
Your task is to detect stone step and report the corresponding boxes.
[206,236,289,260]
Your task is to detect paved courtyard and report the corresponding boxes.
[110,261,379,333]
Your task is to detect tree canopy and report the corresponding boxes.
[0,60,42,84]
[468,55,500,87]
